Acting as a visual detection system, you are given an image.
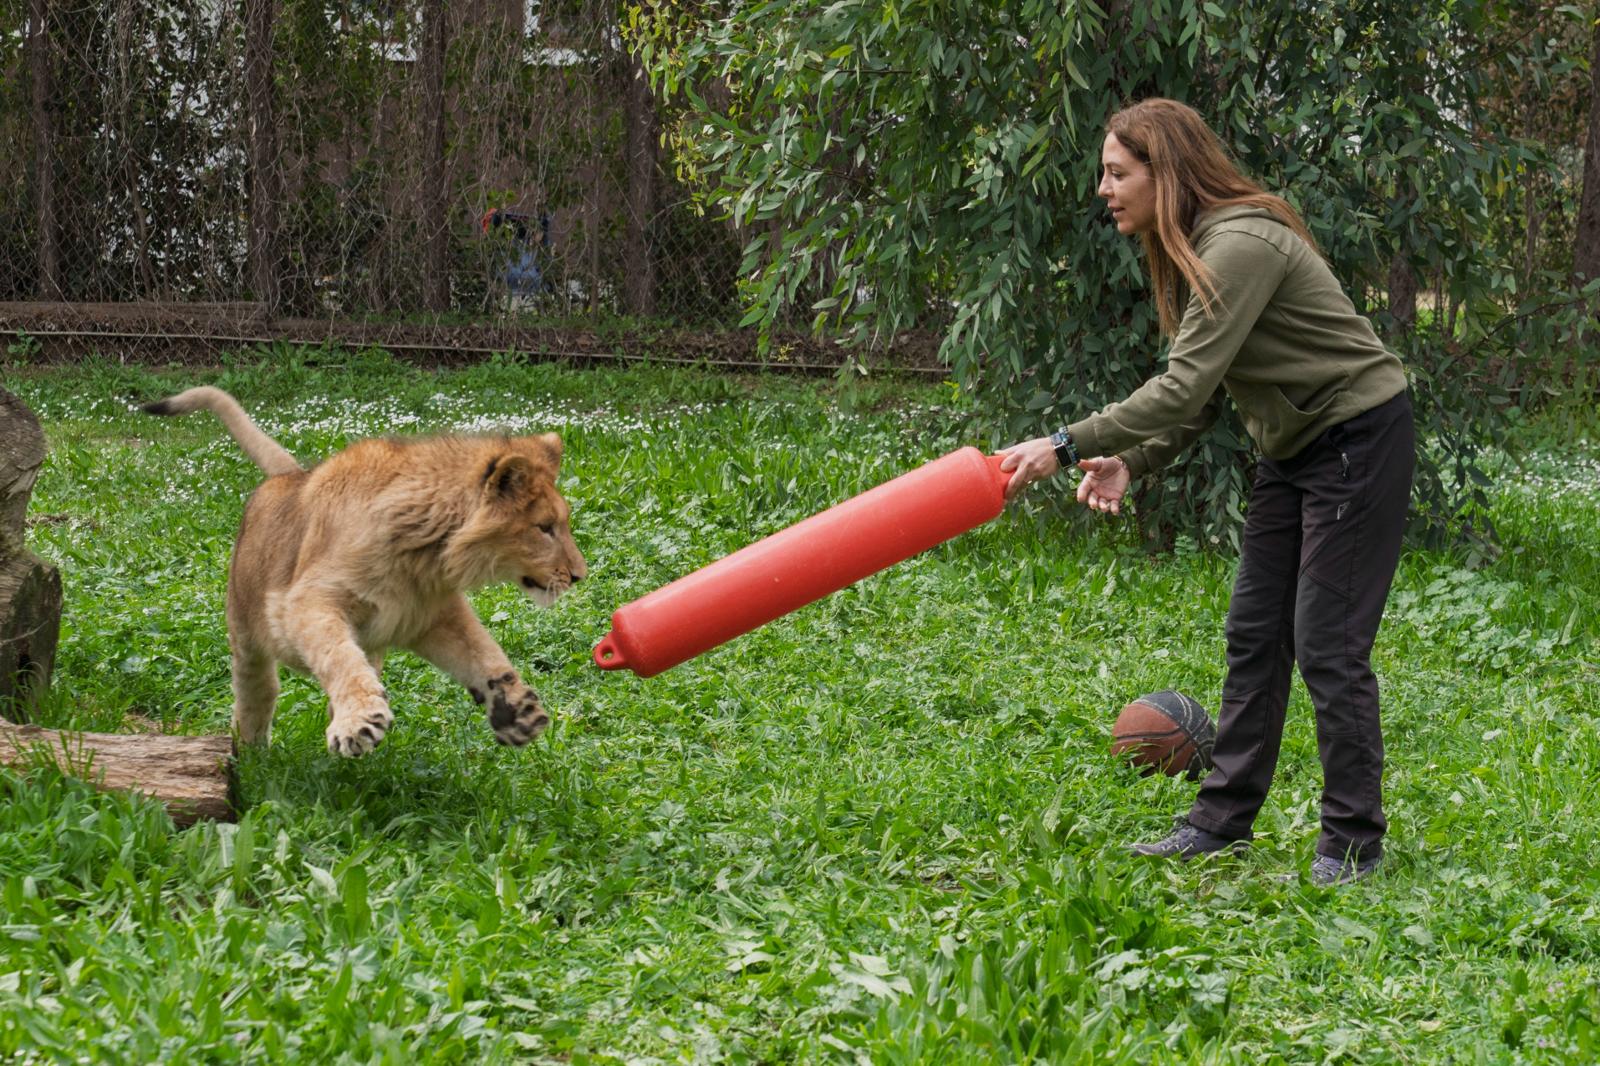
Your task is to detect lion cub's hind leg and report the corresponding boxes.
[407,595,551,746]
[231,643,279,746]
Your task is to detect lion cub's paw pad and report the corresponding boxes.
[326,704,394,757]
[486,681,549,746]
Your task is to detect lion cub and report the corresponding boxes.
[144,386,586,756]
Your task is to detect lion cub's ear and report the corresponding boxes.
[537,432,563,468]
[482,453,534,500]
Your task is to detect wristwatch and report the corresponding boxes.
[1049,428,1079,469]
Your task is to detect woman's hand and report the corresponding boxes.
[1076,456,1131,515]
[997,436,1061,501]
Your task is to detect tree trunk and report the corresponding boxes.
[1524,178,1541,282]
[419,0,451,313]
[1574,14,1600,282]
[1387,253,1417,334]
[115,0,158,296]
[622,48,659,316]
[245,0,283,313]
[0,723,236,826]
[1521,94,1541,285]
[28,0,62,301]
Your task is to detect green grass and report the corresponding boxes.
[2,349,1597,1064]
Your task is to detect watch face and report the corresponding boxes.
[1050,431,1075,466]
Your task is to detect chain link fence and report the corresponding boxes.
[0,1,789,362]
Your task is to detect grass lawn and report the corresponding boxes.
[2,350,1597,1064]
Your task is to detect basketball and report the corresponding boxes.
[1111,690,1216,779]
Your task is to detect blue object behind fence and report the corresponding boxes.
[481,208,554,297]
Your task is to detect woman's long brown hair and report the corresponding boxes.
[1106,98,1317,335]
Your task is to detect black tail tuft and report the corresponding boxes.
[141,399,175,416]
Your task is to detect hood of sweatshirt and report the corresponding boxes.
[1190,203,1285,241]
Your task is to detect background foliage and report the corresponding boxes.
[6,1,1594,550]
[634,0,1600,550]
[0,0,742,322]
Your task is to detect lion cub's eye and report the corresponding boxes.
[538,523,554,536]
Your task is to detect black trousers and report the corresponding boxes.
[1187,391,1415,861]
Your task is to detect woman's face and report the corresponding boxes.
[1098,133,1156,236]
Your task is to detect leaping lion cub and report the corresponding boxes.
[144,386,587,756]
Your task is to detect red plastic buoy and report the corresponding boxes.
[593,447,1011,678]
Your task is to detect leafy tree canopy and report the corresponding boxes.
[634,0,1595,550]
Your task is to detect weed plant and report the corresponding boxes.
[2,349,1596,1063]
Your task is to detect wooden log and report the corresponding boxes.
[1,388,230,826]
[0,552,61,721]
[0,721,237,827]
[1,385,46,560]
[1,386,61,721]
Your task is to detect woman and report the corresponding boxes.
[999,98,1414,886]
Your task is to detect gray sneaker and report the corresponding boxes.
[1309,853,1382,886]
[1129,817,1247,860]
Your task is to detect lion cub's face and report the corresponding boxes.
[460,433,586,604]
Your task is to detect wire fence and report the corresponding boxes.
[0,0,757,349]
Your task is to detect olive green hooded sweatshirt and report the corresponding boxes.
[1067,204,1408,476]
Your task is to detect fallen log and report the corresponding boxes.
[0,721,237,826]
[0,389,230,827]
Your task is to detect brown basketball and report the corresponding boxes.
[1110,690,1216,780]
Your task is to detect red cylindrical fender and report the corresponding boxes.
[593,447,1011,678]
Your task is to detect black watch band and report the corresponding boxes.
[1050,428,1079,469]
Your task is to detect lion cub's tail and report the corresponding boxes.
[142,386,302,477]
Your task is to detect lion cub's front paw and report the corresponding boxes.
[481,672,550,746]
[326,697,395,757]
